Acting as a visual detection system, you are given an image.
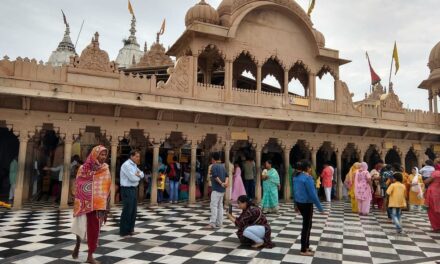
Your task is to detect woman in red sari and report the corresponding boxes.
[71,145,111,264]
[425,159,440,233]
[227,195,274,248]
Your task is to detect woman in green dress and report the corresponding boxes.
[261,160,281,214]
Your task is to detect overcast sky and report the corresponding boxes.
[1,0,438,110]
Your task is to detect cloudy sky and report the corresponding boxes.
[1,0,438,110]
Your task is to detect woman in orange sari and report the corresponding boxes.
[71,145,111,264]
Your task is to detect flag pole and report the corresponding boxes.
[74,20,85,50]
[388,51,393,91]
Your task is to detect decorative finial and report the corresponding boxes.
[389,82,394,93]
[144,41,147,52]
[132,54,136,65]
[128,15,138,45]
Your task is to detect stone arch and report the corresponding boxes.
[288,61,311,97]
[316,141,336,175]
[197,44,226,85]
[364,144,382,170]
[405,148,418,173]
[425,146,437,161]
[227,1,319,54]
[233,51,258,90]
[262,56,284,93]
[0,122,19,200]
[289,140,311,165]
[385,147,401,166]
[316,65,337,100]
[262,138,284,199]
[341,143,359,182]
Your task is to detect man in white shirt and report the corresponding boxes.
[119,150,144,237]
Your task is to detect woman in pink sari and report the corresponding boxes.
[231,161,247,202]
[425,160,440,232]
[355,162,372,216]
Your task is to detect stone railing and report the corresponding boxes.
[311,98,336,113]
[404,109,438,124]
[359,103,380,118]
[232,87,257,105]
[196,82,225,101]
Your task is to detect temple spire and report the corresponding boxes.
[127,15,139,46]
[48,10,76,66]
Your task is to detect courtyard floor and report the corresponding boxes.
[0,200,439,264]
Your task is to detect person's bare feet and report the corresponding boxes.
[130,232,139,236]
[300,251,314,256]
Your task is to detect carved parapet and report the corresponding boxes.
[0,55,14,76]
[119,72,154,94]
[71,32,118,73]
[155,56,191,95]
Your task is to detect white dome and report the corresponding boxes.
[116,43,143,68]
[48,25,76,67]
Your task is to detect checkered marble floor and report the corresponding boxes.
[0,201,440,264]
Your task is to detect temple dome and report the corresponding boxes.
[218,0,232,16]
[313,29,325,48]
[48,25,76,67]
[115,16,143,68]
[428,41,440,72]
[185,0,220,27]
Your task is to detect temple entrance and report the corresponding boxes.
[72,126,111,204]
[290,140,311,165]
[364,145,381,170]
[425,147,437,161]
[159,132,190,202]
[341,143,359,182]
[316,142,336,198]
[405,148,418,173]
[262,138,284,199]
[230,140,256,198]
[200,134,222,199]
[385,147,401,166]
[0,125,19,202]
[27,124,62,203]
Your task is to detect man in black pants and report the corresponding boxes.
[119,150,144,237]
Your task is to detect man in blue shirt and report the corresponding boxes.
[206,152,229,229]
[119,150,144,237]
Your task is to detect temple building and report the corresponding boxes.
[0,0,439,209]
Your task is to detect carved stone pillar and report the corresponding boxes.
[283,69,289,107]
[13,132,29,210]
[255,144,263,203]
[283,145,292,202]
[380,149,387,164]
[59,134,73,209]
[257,63,262,104]
[150,143,160,205]
[110,137,118,206]
[311,147,318,169]
[189,142,197,204]
[193,54,199,97]
[225,59,233,102]
[429,96,433,113]
[434,90,438,114]
[358,148,364,162]
[224,141,231,205]
[400,152,406,171]
[336,150,343,200]
[308,72,316,99]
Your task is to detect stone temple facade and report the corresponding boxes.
[0,0,439,210]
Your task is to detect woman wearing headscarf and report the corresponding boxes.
[407,167,425,211]
[344,162,361,213]
[355,162,372,216]
[71,145,111,264]
[261,160,280,214]
[425,159,440,232]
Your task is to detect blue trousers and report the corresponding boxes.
[390,207,402,231]
[243,225,265,244]
[169,181,179,202]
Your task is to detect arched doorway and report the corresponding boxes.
[0,125,19,202]
[262,138,284,199]
[425,147,437,161]
[198,45,225,85]
[385,147,401,166]
[405,148,418,173]
[364,145,381,170]
[341,143,359,182]
[316,65,336,100]
[288,62,309,97]
[290,140,311,165]
[262,57,284,93]
[316,142,336,198]
[233,52,257,90]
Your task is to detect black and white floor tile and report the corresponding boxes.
[0,201,440,264]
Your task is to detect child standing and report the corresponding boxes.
[386,173,407,233]
[158,169,166,203]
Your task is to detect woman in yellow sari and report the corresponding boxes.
[344,162,361,213]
